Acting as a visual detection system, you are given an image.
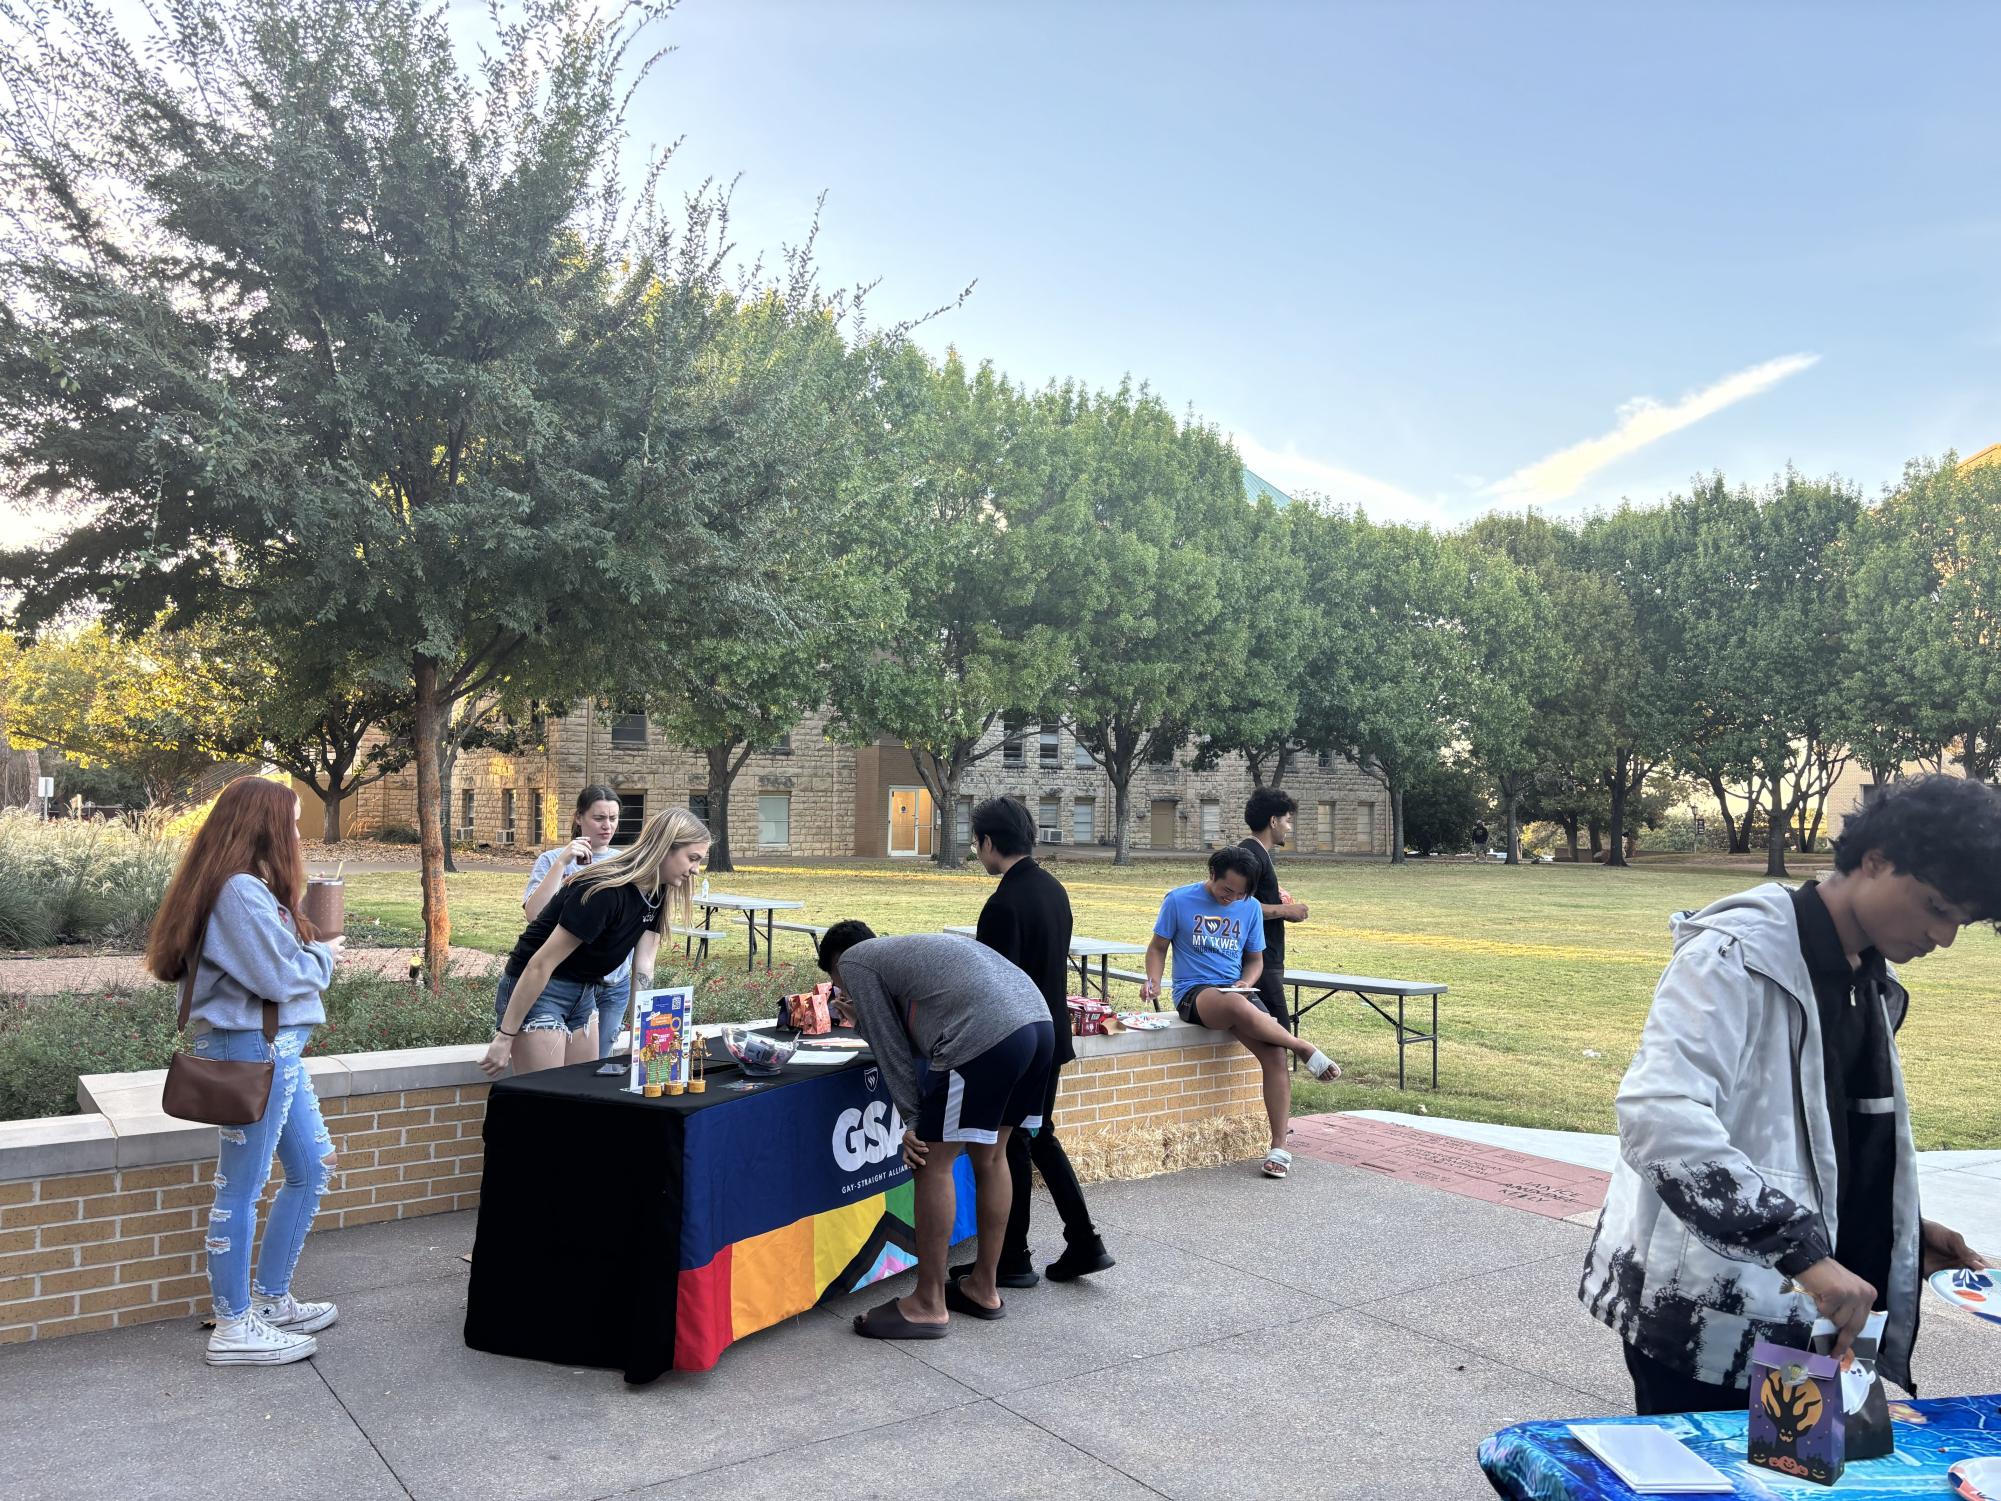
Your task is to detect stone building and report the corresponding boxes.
[331,706,1391,860]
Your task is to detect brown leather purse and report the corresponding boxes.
[161,930,280,1127]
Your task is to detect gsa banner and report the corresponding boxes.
[672,1062,976,1372]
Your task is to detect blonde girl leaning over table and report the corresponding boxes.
[144,776,347,1367]
[480,807,711,1079]
[522,784,628,1059]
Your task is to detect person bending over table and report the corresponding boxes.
[480,808,711,1079]
[1139,846,1341,1181]
[1580,774,2000,1416]
[816,924,1055,1339]
[522,782,630,1060]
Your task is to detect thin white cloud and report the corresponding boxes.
[1487,353,1820,505]
[1232,433,1456,528]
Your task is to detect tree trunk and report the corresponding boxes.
[1504,789,1521,865]
[1604,754,1630,868]
[1562,815,1580,864]
[1389,780,1406,864]
[703,742,737,873]
[1764,778,1789,878]
[1703,770,1740,854]
[1111,771,1132,866]
[935,762,966,865]
[412,657,451,989]
[1587,818,1603,856]
[436,737,460,874]
[321,786,343,842]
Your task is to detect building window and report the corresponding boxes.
[1318,800,1336,851]
[456,789,475,842]
[1071,797,1095,845]
[1037,796,1062,843]
[1002,715,1026,766]
[1074,739,1094,769]
[1359,800,1377,848]
[1148,736,1178,767]
[770,731,792,755]
[688,791,711,824]
[757,792,791,848]
[528,790,543,847]
[615,791,646,845]
[955,797,973,851]
[1039,722,1061,767]
[1199,799,1220,845]
[1317,748,1334,772]
[610,712,648,748]
[499,789,516,846]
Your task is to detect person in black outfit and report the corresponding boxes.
[949,796,1114,1288]
[1238,787,1313,1035]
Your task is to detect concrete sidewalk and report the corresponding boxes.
[2,1120,1995,1501]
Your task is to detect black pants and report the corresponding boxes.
[999,1059,1096,1266]
[1255,965,1289,1027]
[1623,1341,1744,1416]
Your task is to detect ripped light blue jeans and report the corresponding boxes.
[192,1025,333,1320]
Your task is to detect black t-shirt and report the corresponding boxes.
[1237,836,1285,970]
[505,880,663,983]
[1790,881,1898,1305]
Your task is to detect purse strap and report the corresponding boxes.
[177,912,280,1046]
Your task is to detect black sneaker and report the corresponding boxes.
[948,1258,1040,1289]
[1044,1237,1115,1283]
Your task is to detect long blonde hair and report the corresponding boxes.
[567,806,710,933]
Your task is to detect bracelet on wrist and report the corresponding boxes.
[496,1025,519,1039]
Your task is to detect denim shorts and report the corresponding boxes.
[494,971,597,1034]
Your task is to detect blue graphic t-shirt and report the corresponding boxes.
[1154,882,1265,1001]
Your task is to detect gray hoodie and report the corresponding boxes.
[185,873,337,1032]
[834,933,1050,1120]
[1578,883,1922,1391]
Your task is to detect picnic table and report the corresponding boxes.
[940,926,1150,999]
[1278,970,1446,1089]
[693,893,805,972]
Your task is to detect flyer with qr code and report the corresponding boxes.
[627,986,693,1094]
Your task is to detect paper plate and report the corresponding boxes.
[1927,1267,2001,1327]
[1952,1456,2001,1501]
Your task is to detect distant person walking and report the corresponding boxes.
[145,777,347,1367]
[952,797,1114,1288]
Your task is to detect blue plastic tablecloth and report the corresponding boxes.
[1480,1395,2001,1499]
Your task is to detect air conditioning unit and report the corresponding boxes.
[497,829,515,846]
[1040,828,1063,844]
[452,825,473,843]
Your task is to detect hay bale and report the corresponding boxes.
[1064,1112,1268,1184]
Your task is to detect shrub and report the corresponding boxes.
[376,824,421,844]
[0,957,831,1120]
[0,810,181,948]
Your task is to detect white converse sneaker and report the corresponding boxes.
[205,1313,317,1366]
[253,1293,339,1335]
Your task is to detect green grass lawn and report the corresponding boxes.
[345,856,2001,1149]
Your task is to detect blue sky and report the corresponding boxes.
[19,0,2001,545]
[618,0,2001,526]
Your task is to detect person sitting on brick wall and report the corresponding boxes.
[1140,845,1340,1181]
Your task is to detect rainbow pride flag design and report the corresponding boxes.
[671,1063,975,1372]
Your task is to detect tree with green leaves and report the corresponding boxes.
[0,0,899,978]
[1658,472,1859,876]
[0,623,228,805]
[1846,455,2001,785]
[829,350,1074,865]
[1308,514,1465,863]
[1055,384,1249,864]
[1186,497,1318,787]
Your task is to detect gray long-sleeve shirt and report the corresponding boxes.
[185,873,336,1032]
[834,933,1051,1119]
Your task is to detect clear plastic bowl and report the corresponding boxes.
[721,1026,798,1077]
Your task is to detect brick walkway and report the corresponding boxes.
[1287,1111,1611,1224]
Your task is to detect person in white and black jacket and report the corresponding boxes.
[1579,775,2001,1415]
